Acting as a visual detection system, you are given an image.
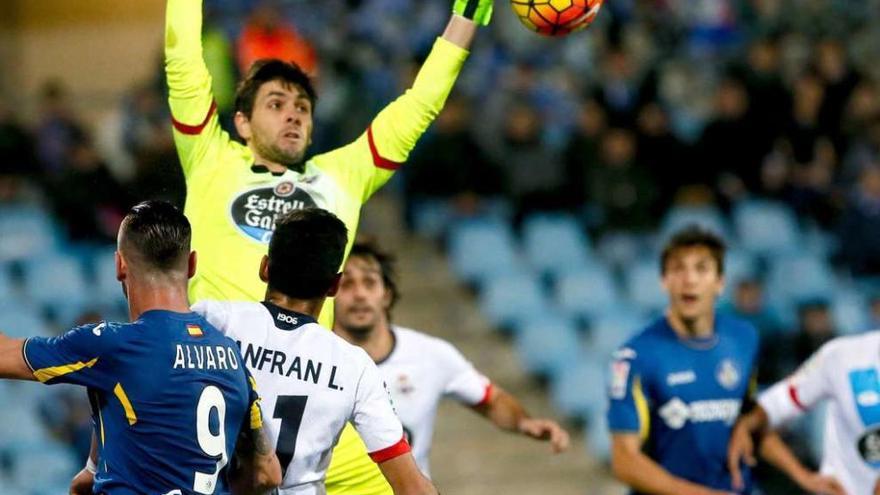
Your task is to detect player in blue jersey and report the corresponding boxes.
[0,200,281,495]
[607,226,837,495]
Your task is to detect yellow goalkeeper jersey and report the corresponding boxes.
[165,0,468,493]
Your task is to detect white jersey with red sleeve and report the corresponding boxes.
[192,300,409,494]
[758,331,880,495]
[377,326,492,477]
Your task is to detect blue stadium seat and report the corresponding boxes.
[733,200,801,258]
[766,254,835,306]
[0,301,51,339]
[0,206,59,263]
[8,441,79,491]
[660,205,730,242]
[0,264,15,301]
[448,219,519,285]
[832,289,870,334]
[521,213,591,278]
[589,308,645,359]
[625,259,666,314]
[723,250,757,287]
[585,407,611,461]
[22,255,90,326]
[554,265,621,322]
[479,273,549,330]
[550,358,606,421]
[514,316,582,378]
[92,248,128,313]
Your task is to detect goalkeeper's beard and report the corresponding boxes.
[251,133,307,172]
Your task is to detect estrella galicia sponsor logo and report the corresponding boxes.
[858,426,880,467]
[230,182,317,243]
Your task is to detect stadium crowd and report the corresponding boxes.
[1,0,880,492]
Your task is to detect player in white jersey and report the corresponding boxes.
[332,241,570,476]
[725,333,880,494]
[194,209,437,495]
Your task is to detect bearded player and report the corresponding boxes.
[332,241,570,477]
[164,0,493,492]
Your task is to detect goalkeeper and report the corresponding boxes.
[164,0,493,494]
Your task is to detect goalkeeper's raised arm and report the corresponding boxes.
[311,0,494,204]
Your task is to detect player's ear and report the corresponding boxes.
[259,255,270,283]
[187,251,197,280]
[115,251,127,282]
[234,111,252,141]
[326,273,343,297]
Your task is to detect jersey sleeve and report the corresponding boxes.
[191,300,233,338]
[351,352,410,463]
[244,367,264,432]
[165,0,234,179]
[607,347,651,441]
[22,322,120,390]
[311,37,469,204]
[758,341,834,428]
[437,340,492,406]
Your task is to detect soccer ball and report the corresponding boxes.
[511,0,604,37]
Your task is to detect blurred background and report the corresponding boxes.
[2,0,880,493]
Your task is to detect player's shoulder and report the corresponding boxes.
[715,313,759,346]
[613,317,666,359]
[822,331,880,358]
[392,326,455,352]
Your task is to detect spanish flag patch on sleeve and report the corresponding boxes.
[187,325,203,337]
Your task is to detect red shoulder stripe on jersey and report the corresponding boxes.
[788,383,807,411]
[171,100,217,135]
[367,125,403,171]
[368,435,411,463]
[476,382,494,407]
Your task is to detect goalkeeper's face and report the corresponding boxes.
[661,246,725,323]
[241,80,313,167]
[334,256,392,336]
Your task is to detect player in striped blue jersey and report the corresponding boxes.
[0,201,281,495]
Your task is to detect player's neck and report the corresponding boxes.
[249,147,304,174]
[126,281,192,321]
[666,309,715,340]
[336,322,394,363]
[264,291,325,320]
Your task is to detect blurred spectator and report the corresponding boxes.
[790,298,837,365]
[588,128,657,233]
[46,133,130,243]
[237,0,318,75]
[697,76,767,202]
[723,278,785,385]
[0,100,38,201]
[34,80,86,176]
[838,163,880,275]
[815,39,861,155]
[634,102,691,210]
[120,84,185,207]
[487,101,565,224]
[564,98,606,208]
[404,95,506,228]
[593,47,646,127]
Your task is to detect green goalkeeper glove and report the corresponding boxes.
[453,0,494,26]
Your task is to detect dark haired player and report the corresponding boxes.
[165,0,492,490]
[607,226,836,495]
[0,200,281,495]
[193,209,436,495]
[333,241,570,477]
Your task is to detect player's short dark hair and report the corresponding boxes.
[120,200,191,272]
[267,208,348,299]
[349,240,400,315]
[660,225,726,275]
[235,59,317,119]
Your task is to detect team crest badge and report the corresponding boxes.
[274,181,295,197]
[396,374,415,396]
[716,359,740,390]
